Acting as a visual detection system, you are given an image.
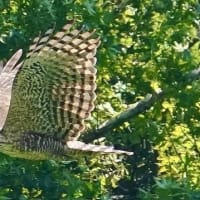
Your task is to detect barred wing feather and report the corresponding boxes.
[1,22,133,156]
[4,22,99,142]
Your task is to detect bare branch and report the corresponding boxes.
[83,66,200,143]
[83,92,163,142]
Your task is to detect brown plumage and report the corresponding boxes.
[0,22,133,159]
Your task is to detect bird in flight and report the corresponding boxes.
[0,22,133,159]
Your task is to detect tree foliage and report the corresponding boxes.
[1,0,200,199]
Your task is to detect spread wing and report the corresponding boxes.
[4,22,100,142]
[0,50,23,131]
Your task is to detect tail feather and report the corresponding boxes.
[66,141,133,155]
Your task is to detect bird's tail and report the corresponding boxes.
[66,141,133,155]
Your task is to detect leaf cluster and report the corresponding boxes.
[1,0,200,199]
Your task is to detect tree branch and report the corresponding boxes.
[83,92,163,142]
[83,66,200,143]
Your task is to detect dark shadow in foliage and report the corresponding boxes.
[0,153,103,199]
[111,138,158,200]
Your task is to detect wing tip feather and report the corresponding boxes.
[66,141,134,155]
